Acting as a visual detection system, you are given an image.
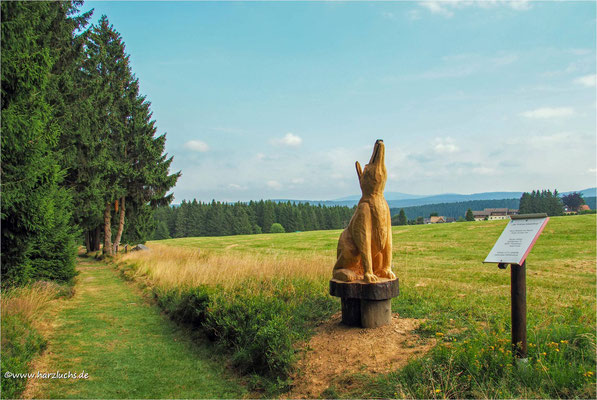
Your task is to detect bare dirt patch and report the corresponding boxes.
[288,313,435,399]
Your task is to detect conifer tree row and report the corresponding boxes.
[152,200,356,239]
[1,1,91,285]
[518,189,564,216]
[77,16,180,256]
[1,2,179,286]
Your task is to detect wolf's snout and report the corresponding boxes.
[370,139,385,165]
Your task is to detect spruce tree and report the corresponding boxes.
[397,209,407,225]
[153,221,171,240]
[262,201,275,233]
[1,1,85,285]
[80,16,179,251]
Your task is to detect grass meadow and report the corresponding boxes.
[0,281,72,398]
[119,214,596,398]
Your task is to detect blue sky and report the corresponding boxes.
[83,1,596,202]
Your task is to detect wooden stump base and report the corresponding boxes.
[330,278,399,328]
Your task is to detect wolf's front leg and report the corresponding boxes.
[362,249,378,283]
[377,220,395,279]
[377,243,396,280]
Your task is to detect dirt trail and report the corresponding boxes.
[289,313,435,399]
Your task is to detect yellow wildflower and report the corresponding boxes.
[436,332,444,337]
[435,389,441,393]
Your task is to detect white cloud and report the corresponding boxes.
[291,178,305,184]
[420,1,454,17]
[568,48,592,56]
[574,74,596,88]
[184,140,209,152]
[418,52,517,80]
[588,168,597,174]
[418,0,531,18]
[508,0,531,11]
[520,107,575,119]
[228,183,246,190]
[472,166,497,175]
[266,180,282,189]
[492,53,518,66]
[407,10,421,20]
[432,137,459,154]
[271,132,303,147]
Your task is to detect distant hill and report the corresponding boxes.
[334,192,424,202]
[274,188,596,209]
[386,192,524,208]
[562,188,596,197]
[275,191,524,208]
[584,196,596,209]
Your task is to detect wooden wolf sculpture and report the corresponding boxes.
[333,140,395,283]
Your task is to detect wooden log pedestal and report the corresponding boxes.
[329,278,399,328]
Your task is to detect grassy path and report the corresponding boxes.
[25,259,247,399]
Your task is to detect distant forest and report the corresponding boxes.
[391,196,596,222]
[390,198,521,220]
[152,200,355,239]
[153,195,596,239]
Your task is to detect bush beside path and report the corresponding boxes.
[23,258,247,399]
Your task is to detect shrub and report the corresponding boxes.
[154,285,214,327]
[0,316,47,399]
[270,223,285,233]
[151,277,337,391]
[0,281,66,399]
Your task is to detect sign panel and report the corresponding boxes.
[484,216,549,265]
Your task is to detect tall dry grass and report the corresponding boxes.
[1,281,61,323]
[119,242,332,289]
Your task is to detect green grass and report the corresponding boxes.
[157,229,341,255]
[118,268,338,395]
[149,214,596,398]
[30,260,247,399]
[153,215,596,326]
[1,315,47,399]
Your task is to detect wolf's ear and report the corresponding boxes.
[355,161,363,181]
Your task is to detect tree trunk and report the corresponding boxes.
[92,226,101,251]
[113,197,125,254]
[103,202,112,256]
[84,230,91,253]
[86,227,102,252]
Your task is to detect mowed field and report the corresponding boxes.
[121,214,596,398]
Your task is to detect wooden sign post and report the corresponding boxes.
[484,213,549,362]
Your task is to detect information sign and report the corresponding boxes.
[484,215,549,265]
